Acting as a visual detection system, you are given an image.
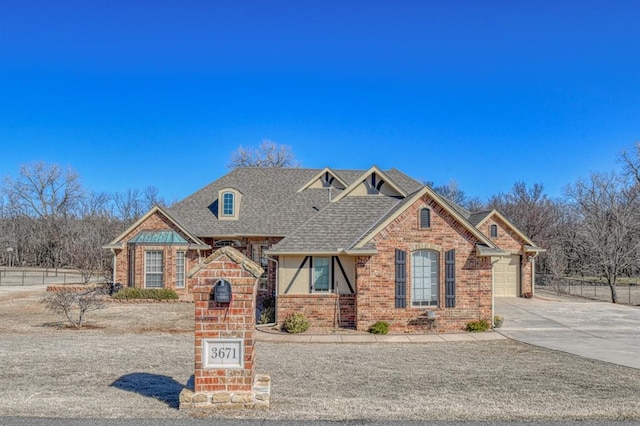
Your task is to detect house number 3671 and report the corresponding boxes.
[210,346,236,360]
[203,339,243,369]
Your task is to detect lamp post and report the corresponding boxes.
[6,247,13,268]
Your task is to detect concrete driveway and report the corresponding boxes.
[495,297,640,369]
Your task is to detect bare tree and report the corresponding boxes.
[431,180,467,206]
[228,140,300,169]
[546,245,569,295]
[565,173,640,303]
[2,162,83,267]
[488,182,561,244]
[620,141,640,185]
[113,188,145,223]
[41,287,107,328]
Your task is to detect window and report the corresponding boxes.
[145,251,163,288]
[419,208,431,229]
[222,192,234,216]
[490,224,498,238]
[313,257,330,292]
[411,250,439,306]
[175,251,185,289]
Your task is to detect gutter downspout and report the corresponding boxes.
[266,256,279,326]
[110,249,117,284]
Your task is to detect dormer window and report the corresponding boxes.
[490,224,498,238]
[222,192,235,216]
[218,188,241,220]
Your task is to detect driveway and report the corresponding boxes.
[495,297,640,369]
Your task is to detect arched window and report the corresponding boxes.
[419,208,431,229]
[411,250,439,306]
[222,192,235,216]
[490,224,498,238]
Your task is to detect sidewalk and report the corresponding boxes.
[256,328,506,343]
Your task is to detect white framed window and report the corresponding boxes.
[411,250,439,306]
[222,192,234,216]
[313,257,330,292]
[175,251,185,289]
[145,250,164,288]
[490,224,498,238]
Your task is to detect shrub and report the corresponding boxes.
[368,321,390,335]
[258,306,275,324]
[466,319,490,332]
[283,313,310,334]
[41,287,107,329]
[112,288,179,300]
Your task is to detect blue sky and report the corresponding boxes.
[1,0,638,203]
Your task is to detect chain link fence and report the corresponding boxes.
[0,267,103,286]
[536,274,640,305]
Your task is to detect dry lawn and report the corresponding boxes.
[1,288,640,421]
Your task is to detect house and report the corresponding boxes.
[103,166,544,332]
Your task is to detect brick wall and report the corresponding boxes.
[191,249,260,393]
[278,293,356,328]
[476,214,533,295]
[355,194,493,333]
[113,211,198,296]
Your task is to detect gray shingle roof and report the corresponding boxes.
[269,196,402,253]
[167,167,423,238]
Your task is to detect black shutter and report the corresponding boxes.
[395,249,406,308]
[445,249,456,308]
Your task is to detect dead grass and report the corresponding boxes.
[1,287,640,421]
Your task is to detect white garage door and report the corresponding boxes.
[494,255,520,297]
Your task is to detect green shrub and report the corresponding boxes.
[112,288,179,300]
[368,321,390,335]
[466,319,490,332]
[258,306,275,324]
[283,313,310,334]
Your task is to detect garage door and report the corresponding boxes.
[494,255,520,297]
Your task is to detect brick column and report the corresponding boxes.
[179,246,270,411]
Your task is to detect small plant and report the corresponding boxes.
[368,321,390,335]
[283,313,310,334]
[112,288,179,300]
[493,315,504,328]
[523,292,533,299]
[466,319,490,332]
[41,287,107,329]
[258,306,275,324]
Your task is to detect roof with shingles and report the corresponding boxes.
[166,167,424,238]
[269,196,402,253]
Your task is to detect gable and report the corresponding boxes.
[103,206,209,250]
[332,166,407,202]
[353,186,495,250]
[297,167,348,191]
[476,211,533,253]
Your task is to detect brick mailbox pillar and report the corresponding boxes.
[179,246,271,411]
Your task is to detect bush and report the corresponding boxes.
[283,313,310,334]
[258,306,275,324]
[466,319,490,332]
[41,287,107,329]
[112,288,179,300]
[368,321,390,335]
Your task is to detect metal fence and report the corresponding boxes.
[0,267,103,286]
[536,275,640,305]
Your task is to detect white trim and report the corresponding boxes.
[144,250,164,289]
[297,167,348,192]
[175,250,186,289]
[332,166,408,202]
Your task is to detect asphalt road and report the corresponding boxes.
[1,419,639,426]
